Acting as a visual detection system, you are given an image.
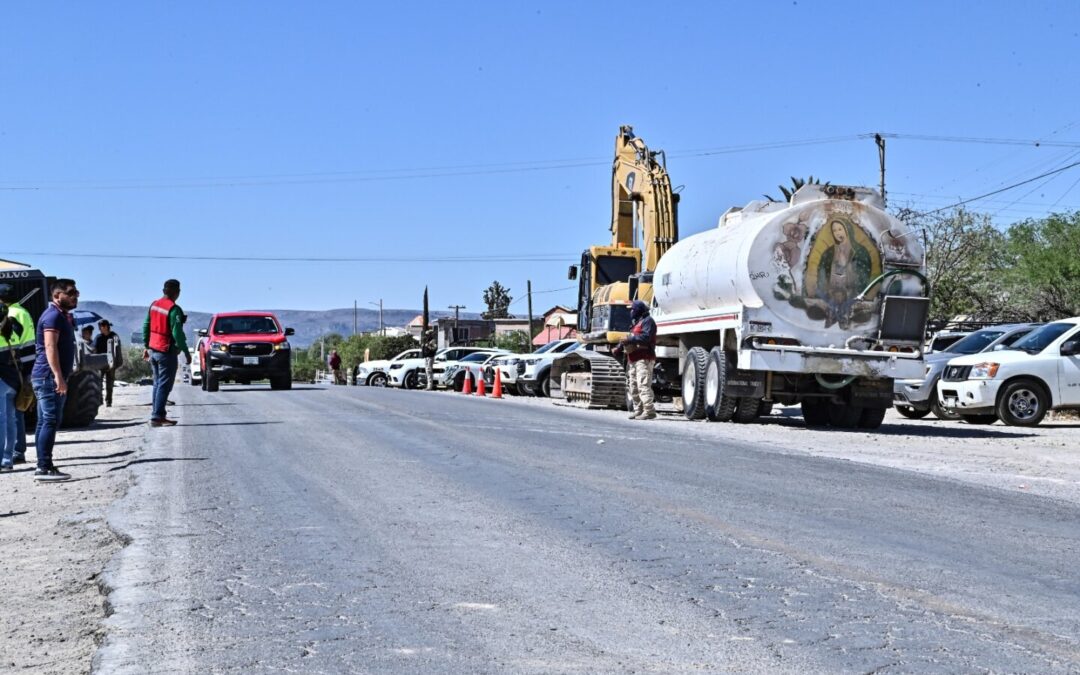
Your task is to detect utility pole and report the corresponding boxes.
[368,299,384,336]
[353,300,357,336]
[875,133,886,207]
[448,304,466,345]
[526,280,535,346]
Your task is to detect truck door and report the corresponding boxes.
[1058,327,1080,406]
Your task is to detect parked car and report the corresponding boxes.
[937,318,1080,426]
[482,353,528,394]
[356,348,422,387]
[894,323,1040,420]
[189,341,204,385]
[197,312,295,391]
[429,351,508,391]
[389,346,498,389]
[925,330,971,354]
[517,339,583,397]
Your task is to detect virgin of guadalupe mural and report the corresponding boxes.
[804,215,882,328]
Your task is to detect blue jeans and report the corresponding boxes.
[150,350,178,421]
[15,409,26,459]
[0,379,15,467]
[32,377,66,470]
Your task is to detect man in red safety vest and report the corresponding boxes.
[142,279,191,427]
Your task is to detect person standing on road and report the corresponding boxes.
[94,319,122,407]
[617,300,657,421]
[0,284,36,467]
[0,300,21,473]
[422,328,437,390]
[329,350,343,385]
[30,278,80,481]
[143,279,190,427]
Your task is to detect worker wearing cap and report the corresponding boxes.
[94,319,123,407]
[617,300,657,420]
[143,279,190,426]
[0,283,36,469]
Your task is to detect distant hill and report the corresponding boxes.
[78,301,480,348]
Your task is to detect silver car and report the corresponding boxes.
[894,323,1040,420]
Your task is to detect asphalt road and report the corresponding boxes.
[95,384,1080,673]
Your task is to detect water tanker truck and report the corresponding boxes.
[652,183,929,429]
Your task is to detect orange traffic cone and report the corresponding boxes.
[461,371,473,395]
[491,367,504,399]
[476,370,487,396]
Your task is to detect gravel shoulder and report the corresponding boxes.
[0,386,147,674]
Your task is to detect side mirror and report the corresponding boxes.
[1061,339,1080,356]
[285,327,295,336]
[567,265,578,281]
[196,329,208,337]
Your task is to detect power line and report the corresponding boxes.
[865,132,1080,148]
[0,251,579,263]
[912,159,1080,217]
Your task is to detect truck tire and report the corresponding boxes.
[704,348,736,422]
[733,396,760,423]
[537,372,551,398]
[270,374,292,391]
[205,370,219,392]
[996,378,1049,426]
[801,399,830,427]
[61,371,103,428]
[757,400,773,418]
[857,406,887,429]
[827,402,862,429]
[681,347,709,420]
[895,404,930,419]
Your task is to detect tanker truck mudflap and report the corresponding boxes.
[550,350,627,409]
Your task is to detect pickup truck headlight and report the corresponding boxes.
[211,341,228,353]
[273,341,290,351]
[524,358,538,366]
[969,362,1000,379]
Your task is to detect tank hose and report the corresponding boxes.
[855,269,929,300]
[815,373,856,390]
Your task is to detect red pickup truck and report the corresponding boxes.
[197,311,294,392]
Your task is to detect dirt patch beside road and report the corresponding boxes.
[0,386,147,674]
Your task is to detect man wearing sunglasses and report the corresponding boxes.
[31,278,79,481]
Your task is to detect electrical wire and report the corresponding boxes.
[911,159,1080,217]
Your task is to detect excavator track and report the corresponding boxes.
[550,350,627,409]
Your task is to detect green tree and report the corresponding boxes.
[482,281,513,319]
[115,346,152,382]
[895,207,1011,321]
[766,176,822,203]
[1004,211,1080,320]
[493,330,532,353]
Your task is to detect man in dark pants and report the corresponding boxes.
[94,319,122,407]
[31,278,79,481]
[142,279,190,427]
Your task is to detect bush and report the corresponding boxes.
[115,346,152,382]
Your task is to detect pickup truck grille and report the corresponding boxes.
[228,343,273,356]
[942,365,972,381]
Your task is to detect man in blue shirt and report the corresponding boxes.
[31,278,79,481]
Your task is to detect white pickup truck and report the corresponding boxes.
[937,317,1080,426]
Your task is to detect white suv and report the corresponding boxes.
[517,339,583,397]
[389,346,497,389]
[937,318,1080,426]
[357,348,421,387]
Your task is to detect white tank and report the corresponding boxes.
[653,185,925,342]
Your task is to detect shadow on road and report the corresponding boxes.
[55,437,127,446]
[177,421,283,427]
[63,449,136,462]
[108,457,208,472]
[1,511,29,518]
[87,420,147,430]
[754,414,1035,439]
[219,386,323,392]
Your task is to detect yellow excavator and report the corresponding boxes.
[554,125,680,408]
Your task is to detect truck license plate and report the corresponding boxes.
[243,356,259,365]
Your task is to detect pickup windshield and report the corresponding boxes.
[214,316,279,335]
[1008,322,1076,354]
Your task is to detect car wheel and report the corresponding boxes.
[996,379,1049,426]
[960,413,998,425]
[930,394,961,421]
[205,370,219,392]
[518,382,534,396]
[895,404,930,419]
[367,372,388,388]
[538,373,550,398]
[681,347,709,420]
[404,371,419,390]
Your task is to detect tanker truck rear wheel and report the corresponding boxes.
[681,347,709,420]
[857,406,887,429]
[801,399,830,427]
[733,396,760,423]
[704,348,737,422]
[827,402,862,429]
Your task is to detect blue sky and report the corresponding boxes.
[3,1,1079,317]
